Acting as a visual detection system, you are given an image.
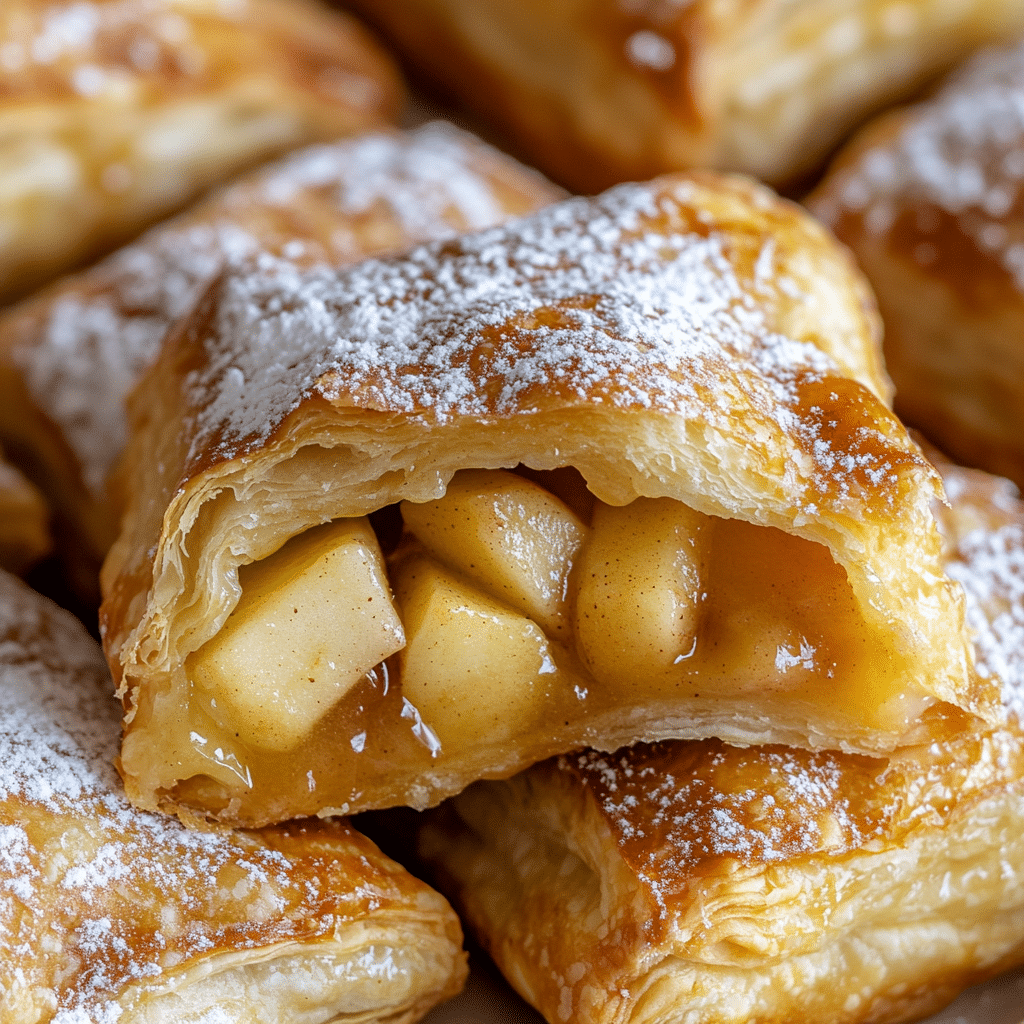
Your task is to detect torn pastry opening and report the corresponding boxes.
[170,460,941,824]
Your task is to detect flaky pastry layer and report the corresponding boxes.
[98,171,988,826]
[810,38,1024,491]
[346,0,1024,192]
[0,0,402,304]
[0,568,467,1024]
[0,122,562,589]
[418,453,1024,1024]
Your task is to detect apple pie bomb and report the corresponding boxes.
[99,171,996,828]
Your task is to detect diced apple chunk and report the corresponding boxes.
[575,497,712,688]
[188,517,404,752]
[400,469,588,639]
[391,549,558,749]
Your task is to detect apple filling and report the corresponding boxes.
[186,518,404,752]
[181,466,924,818]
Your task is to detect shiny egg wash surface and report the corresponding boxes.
[174,464,924,823]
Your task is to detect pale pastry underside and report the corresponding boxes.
[0,568,467,1023]
[99,172,988,827]
[415,454,1024,1024]
[343,0,1024,192]
[0,0,402,304]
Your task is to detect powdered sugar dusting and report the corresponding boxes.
[20,222,255,494]
[818,38,1024,289]
[256,122,527,242]
[185,179,887,509]
[947,523,1024,724]
[568,743,868,884]
[15,123,548,496]
[0,570,386,1019]
[0,0,214,99]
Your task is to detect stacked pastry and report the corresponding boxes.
[343,0,1024,191]
[0,0,402,303]
[88,158,1024,1022]
[810,36,1024,494]
[0,565,467,1023]
[2,4,1024,1022]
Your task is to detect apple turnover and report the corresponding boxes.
[0,442,49,574]
[344,0,1024,193]
[0,567,467,1024]
[0,0,403,304]
[0,122,563,593]
[417,451,1024,1024]
[100,171,992,828]
[810,38,1024,492]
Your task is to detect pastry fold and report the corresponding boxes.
[809,39,1024,492]
[0,0,402,304]
[345,0,1024,192]
[0,442,49,575]
[418,452,1024,1024]
[99,171,991,827]
[0,567,467,1024]
[0,122,561,598]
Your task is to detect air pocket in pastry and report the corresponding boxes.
[0,122,562,595]
[0,567,467,1024]
[809,38,1024,493]
[417,450,1024,1024]
[100,171,992,827]
[344,0,1024,192]
[0,0,402,304]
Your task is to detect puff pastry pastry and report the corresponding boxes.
[344,0,1024,193]
[0,442,49,574]
[0,0,402,304]
[0,122,562,595]
[810,39,1024,492]
[0,567,467,1024]
[99,171,991,828]
[418,451,1024,1024]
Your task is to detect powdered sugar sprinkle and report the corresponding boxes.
[183,179,883,515]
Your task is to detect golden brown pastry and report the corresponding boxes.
[0,566,467,1024]
[810,39,1024,493]
[0,0,403,304]
[344,0,1024,193]
[0,441,49,574]
[99,171,990,828]
[418,451,1024,1024]
[0,122,563,598]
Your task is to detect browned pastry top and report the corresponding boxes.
[813,38,1024,309]
[170,172,904,517]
